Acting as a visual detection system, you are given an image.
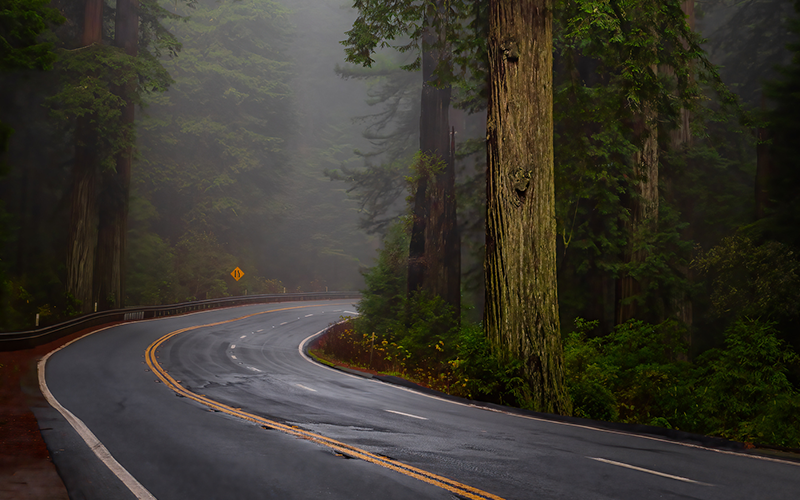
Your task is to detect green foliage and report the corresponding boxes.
[564,318,693,426]
[449,322,532,407]
[0,0,63,72]
[563,317,800,447]
[355,221,408,334]
[173,230,234,301]
[695,318,800,447]
[552,0,754,328]
[693,235,800,321]
[762,0,800,248]
[126,229,176,306]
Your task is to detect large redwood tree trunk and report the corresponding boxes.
[67,0,104,312]
[484,0,570,414]
[95,0,138,309]
[407,1,460,322]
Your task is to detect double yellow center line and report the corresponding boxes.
[145,304,505,500]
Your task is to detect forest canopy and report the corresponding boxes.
[0,0,799,448]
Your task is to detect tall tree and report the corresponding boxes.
[94,0,139,309]
[484,0,570,414]
[344,1,465,321]
[54,0,179,312]
[66,0,104,312]
[408,2,459,320]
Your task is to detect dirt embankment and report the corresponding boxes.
[0,324,120,500]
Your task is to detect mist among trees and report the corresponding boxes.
[2,0,800,445]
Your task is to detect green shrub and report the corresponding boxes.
[449,322,531,406]
[564,318,696,427]
[695,318,800,447]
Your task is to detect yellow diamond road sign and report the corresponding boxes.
[231,267,244,281]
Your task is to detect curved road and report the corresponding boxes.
[39,300,800,499]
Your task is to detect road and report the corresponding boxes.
[39,300,800,499]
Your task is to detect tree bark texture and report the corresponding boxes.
[407,2,460,321]
[67,0,103,312]
[82,0,103,46]
[67,116,100,313]
[95,0,138,309]
[484,0,570,414]
[616,104,658,325]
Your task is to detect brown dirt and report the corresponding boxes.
[0,323,121,500]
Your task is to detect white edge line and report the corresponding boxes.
[385,409,427,420]
[298,328,365,381]
[587,457,713,486]
[38,325,157,500]
[342,311,359,315]
[298,324,800,468]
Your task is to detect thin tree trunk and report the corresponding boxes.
[616,102,658,325]
[755,94,773,220]
[95,0,138,309]
[670,0,694,355]
[485,0,570,414]
[67,0,103,313]
[407,1,460,322]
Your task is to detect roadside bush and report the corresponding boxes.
[448,322,531,406]
[564,318,694,427]
[694,318,800,447]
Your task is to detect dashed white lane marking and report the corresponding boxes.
[280,322,287,326]
[231,355,237,360]
[247,366,262,372]
[304,314,313,317]
[331,310,342,312]
[343,311,359,315]
[296,384,317,392]
[587,457,713,486]
[256,329,264,332]
[230,344,236,349]
[298,325,800,469]
[240,335,247,339]
[385,410,427,420]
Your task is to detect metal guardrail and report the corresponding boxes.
[0,291,361,351]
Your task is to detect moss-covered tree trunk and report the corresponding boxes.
[484,0,570,414]
[407,2,460,322]
[95,0,138,310]
[67,0,103,313]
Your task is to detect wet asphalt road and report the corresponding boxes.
[42,300,800,499]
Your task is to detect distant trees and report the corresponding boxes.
[0,0,63,328]
[133,0,296,302]
[762,0,800,248]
